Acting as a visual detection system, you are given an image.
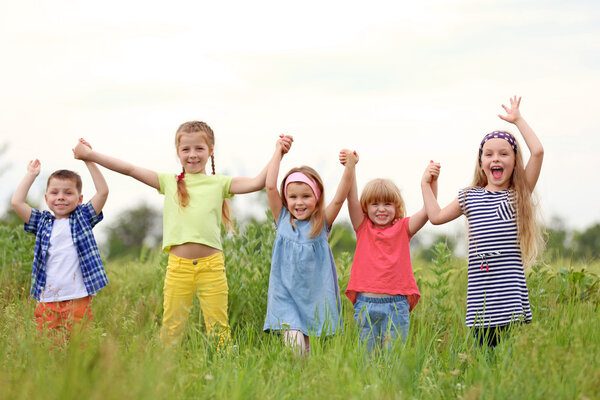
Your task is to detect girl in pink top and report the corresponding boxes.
[341,152,439,352]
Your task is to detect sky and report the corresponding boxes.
[1,0,599,247]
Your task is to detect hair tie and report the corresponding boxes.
[284,172,321,201]
[176,171,185,182]
[478,131,517,164]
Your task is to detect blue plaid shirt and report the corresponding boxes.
[24,201,108,301]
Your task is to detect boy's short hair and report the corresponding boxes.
[359,178,406,219]
[47,170,82,193]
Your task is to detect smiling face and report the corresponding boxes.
[285,182,317,220]
[177,133,213,174]
[480,138,516,191]
[367,201,397,228]
[45,178,83,219]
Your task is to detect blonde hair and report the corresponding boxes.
[174,121,234,232]
[467,131,543,268]
[280,166,325,238]
[359,178,406,223]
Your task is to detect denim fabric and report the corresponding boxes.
[353,294,410,352]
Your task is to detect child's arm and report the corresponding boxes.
[409,161,439,235]
[420,161,462,225]
[325,149,358,229]
[339,150,363,230]
[11,159,41,223]
[265,136,294,223]
[498,96,544,191]
[72,138,160,190]
[85,160,109,216]
[229,135,293,195]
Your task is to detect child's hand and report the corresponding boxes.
[498,95,522,124]
[277,134,294,155]
[26,159,41,177]
[422,160,440,185]
[73,138,93,160]
[339,149,359,166]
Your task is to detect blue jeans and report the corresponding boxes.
[353,294,410,353]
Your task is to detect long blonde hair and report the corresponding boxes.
[174,121,234,232]
[467,131,543,267]
[280,166,325,238]
[359,178,406,223]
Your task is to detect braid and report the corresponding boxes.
[211,154,216,175]
[176,168,190,207]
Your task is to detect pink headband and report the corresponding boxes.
[284,172,321,201]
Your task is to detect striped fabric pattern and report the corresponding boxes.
[459,187,532,328]
[24,201,108,301]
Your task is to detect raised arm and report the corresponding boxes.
[339,150,363,230]
[72,138,159,190]
[264,136,294,223]
[85,160,109,215]
[498,96,544,191]
[11,159,40,223]
[325,149,358,229]
[230,135,293,195]
[409,161,439,235]
[420,161,462,225]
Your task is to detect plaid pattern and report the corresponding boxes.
[24,201,108,301]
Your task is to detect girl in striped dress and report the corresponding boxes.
[421,96,544,347]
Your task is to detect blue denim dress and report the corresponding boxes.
[263,207,341,336]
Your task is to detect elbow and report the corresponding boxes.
[534,146,545,159]
[429,215,444,225]
[265,185,278,195]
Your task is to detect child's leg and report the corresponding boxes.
[283,329,309,356]
[384,295,410,352]
[194,253,230,348]
[473,325,509,348]
[353,295,378,353]
[34,296,93,344]
[160,254,200,346]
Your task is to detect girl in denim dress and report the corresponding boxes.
[263,144,358,356]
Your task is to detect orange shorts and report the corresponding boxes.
[34,296,94,335]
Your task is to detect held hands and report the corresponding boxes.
[339,149,359,166]
[498,95,523,124]
[72,138,93,160]
[277,134,294,155]
[26,159,41,177]
[422,160,440,186]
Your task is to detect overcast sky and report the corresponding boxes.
[1,0,598,247]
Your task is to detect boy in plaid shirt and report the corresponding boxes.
[11,139,108,342]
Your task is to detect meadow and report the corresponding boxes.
[1,220,599,400]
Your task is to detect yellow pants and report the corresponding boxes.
[160,252,230,346]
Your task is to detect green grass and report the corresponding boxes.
[1,221,599,400]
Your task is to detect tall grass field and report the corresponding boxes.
[1,220,599,400]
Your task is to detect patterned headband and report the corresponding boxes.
[478,131,517,163]
[284,172,321,201]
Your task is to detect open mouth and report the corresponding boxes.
[491,167,504,179]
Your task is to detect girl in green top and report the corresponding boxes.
[74,121,293,346]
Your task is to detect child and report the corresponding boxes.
[342,152,439,353]
[73,121,293,346]
[263,145,358,356]
[11,150,109,343]
[421,96,544,347]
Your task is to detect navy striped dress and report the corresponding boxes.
[459,187,532,328]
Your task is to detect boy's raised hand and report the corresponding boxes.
[422,160,441,185]
[339,149,359,166]
[72,138,93,160]
[27,159,41,177]
[498,95,522,124]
